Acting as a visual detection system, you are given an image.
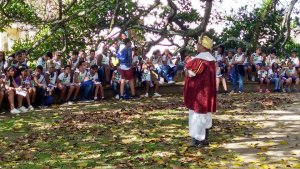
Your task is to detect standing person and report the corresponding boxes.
[231,47,245,93]
[215,62,228,93]
[97,45,111,87]
[184,35,216,147]
[117,38,137,99]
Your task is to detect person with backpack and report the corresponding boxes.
[117,38,138,99]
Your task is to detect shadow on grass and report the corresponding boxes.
[0,93,298,168]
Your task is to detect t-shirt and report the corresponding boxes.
[15,76,33,88]
[141,69,151,82]
[214,52,224,62]
[234,54,244,64]
[75,69,88,83]
[46,71,57,85]
[291,57,299,67]
[87,56,97,66]
[112,70,121,82]
[253,53,262,64]
[226,56,233,65]
[37,57,47,70]
[53,60,62,70]
[70,58,79,70]
[87,72,99,82]
[101,54,110,65]
[0,61,4,73]
[35,74,46,86]
[287,67,296,76]
[58,72,71,85]
[258,70,268,78]
[267,69,274,78]
[151,56,161,69]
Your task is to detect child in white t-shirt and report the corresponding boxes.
[258,64,270,93]
[89,65,104,100]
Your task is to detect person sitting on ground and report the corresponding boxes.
[88,65,104,101]
[14,66,35,111]
[258,63,270,93]
[57,65,76,104]
[73,61,93,102]
[3,67,27,114]
[37,51,52,71]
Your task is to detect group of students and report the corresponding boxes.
[215,46,300,93]
[0,38,188,114]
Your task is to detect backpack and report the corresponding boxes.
[117,47,132,67]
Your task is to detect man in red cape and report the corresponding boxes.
[184,35,216,147]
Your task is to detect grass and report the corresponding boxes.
[0,93,299,168]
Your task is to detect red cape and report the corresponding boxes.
[184,58,216,114]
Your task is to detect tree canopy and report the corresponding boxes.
[0,0,299,62]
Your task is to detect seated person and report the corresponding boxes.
[14,66,35,110]
[73,61,93,101]
[33,65,47,106]
[286,61,299,92]
[57,65,76,104]
[88,65,104,100]
[257,64,270,93]
[37,51,52,71]
[141,59,161,98]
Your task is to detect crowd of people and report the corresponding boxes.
[0,36,299,114]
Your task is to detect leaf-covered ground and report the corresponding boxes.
[0,93,299,168]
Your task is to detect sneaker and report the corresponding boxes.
[229,90,235,95]
[67,101,73,105]
[282,88,286,93]
[266,89,270,93]
[119,96,124,100]
[19,106,28,113]
[144,93,149,98]
[259,89,263,93]
[159,81,165,85]
[168,80,175,84]
[28,105,34,111]
[94,97,98,101]
[153,93,162,97]
[84,100,91,103]
[238,91,243,94]
[115,94,120,99]
[286,88,291,93]
[10,108,21,114]
[251,76,255,82]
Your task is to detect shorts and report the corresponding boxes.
[291,76,299,83]
[120,68,133,80]
[259,78,269,84]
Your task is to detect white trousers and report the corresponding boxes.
[189,110,212,141]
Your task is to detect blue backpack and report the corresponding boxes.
[117,47,132,67]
